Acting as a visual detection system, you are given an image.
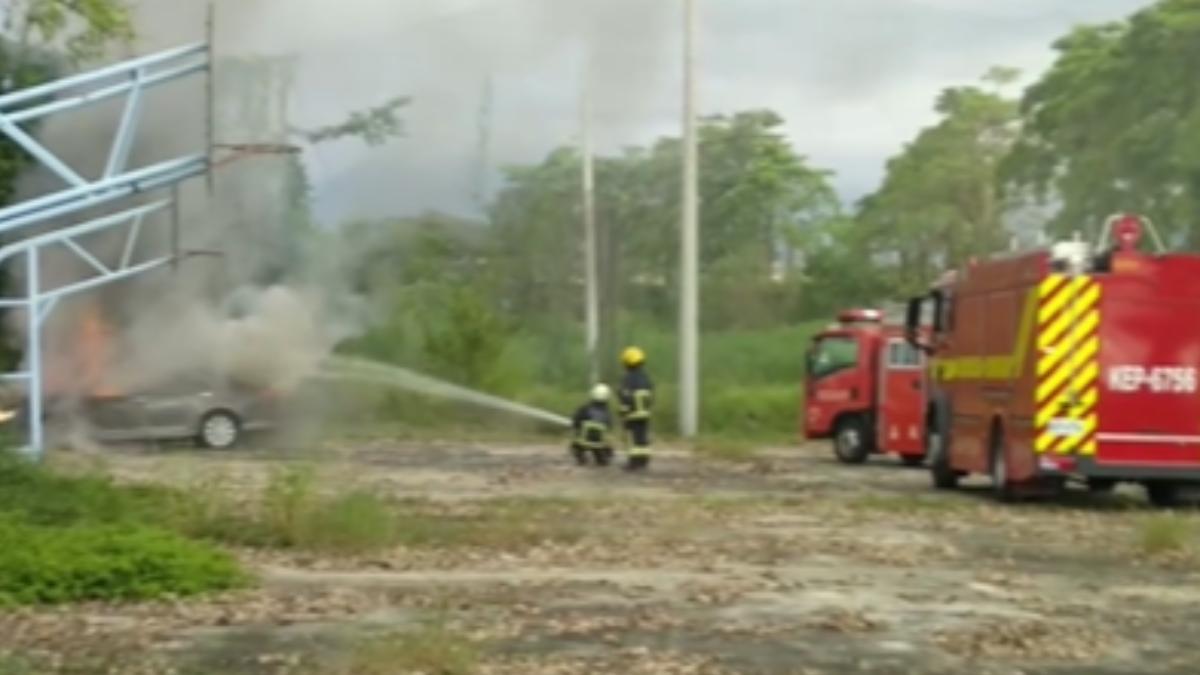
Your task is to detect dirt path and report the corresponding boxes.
[8,440,1200,674]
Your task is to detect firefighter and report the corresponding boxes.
[618,346,654,471]
[570,383,615,466]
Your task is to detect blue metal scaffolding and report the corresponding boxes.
[0,42,214,459]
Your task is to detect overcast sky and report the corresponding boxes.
[193,0,1154,225]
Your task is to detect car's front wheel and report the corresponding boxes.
[198,410,241,449]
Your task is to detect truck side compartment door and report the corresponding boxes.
[877,338,926,455]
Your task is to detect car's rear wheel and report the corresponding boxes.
[198,410,241,449]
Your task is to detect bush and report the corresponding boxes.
[0,453,172,527]
[0,516,243,606]
[0,454,245,606]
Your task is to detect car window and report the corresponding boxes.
[808,336,859,379]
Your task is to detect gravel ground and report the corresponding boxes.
[5,439,1200,674]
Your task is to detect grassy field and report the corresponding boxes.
[6,440,1200,674]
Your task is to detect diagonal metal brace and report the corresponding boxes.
[0,43,210,240]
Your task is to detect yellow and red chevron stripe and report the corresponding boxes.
[1034,274,1101,456]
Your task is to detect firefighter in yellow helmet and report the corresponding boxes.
[618,346,654,471]
[569,383,615,466]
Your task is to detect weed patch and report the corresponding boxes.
[847,493,969,515]
[301,491,400,553]
[173,468,587,555]
[327,624,480,675]
[389,498,588,551]
[1137,515,1195,557]
[690,437,763,464]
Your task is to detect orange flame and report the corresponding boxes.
[47,304,122,399]
[81,306,120,398]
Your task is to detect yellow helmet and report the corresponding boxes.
[621,346,646,368]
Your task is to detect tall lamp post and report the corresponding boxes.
[679,0,699,437]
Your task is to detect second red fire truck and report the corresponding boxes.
[802,309,927,465]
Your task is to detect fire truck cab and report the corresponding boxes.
[906,215,1200,505]
[803,309,927,465]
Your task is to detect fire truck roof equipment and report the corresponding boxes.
[838,309,883,324]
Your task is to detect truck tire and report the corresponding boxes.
[928,426,958,490]
[1146,482,1182,508]
[989,429,1016,503]
[833,417,870,465]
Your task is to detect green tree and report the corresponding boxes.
[486,109,841,329]
[293,96,411,147]
[1003,0,1200,245]
[852,69,1021,297]
[798,217,891,319]
[489,147,587,320]
[1,0,133,204]
[4,0,133,64]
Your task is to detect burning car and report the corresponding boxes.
[77,376,281,448]
[4,375,281,449]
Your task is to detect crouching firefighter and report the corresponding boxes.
[570,384,615,466]
[619,347,654,471]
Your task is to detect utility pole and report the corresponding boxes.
[679,0,700,438]
[581,76,600,384]
[205,0,216,197]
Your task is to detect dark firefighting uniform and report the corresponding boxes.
[619,365,654,470]
[570,400,614,466]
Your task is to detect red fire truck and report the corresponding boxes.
[906,215,1200,505]
[803,309,927,465]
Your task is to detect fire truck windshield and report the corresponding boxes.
[808,336,859,379]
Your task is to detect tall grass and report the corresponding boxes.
[340,319,818,440]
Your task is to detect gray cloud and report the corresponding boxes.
[124,0,1152,223]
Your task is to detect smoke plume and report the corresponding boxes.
[5,0,675,445]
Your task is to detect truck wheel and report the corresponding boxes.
[928,428,958,490]
[989,431,1016,503]
[900,454,925,468]
[1087,478,1117,494]
[833,417,870,465]
[1146,482,1182,508]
